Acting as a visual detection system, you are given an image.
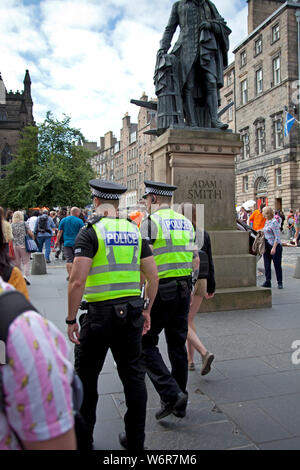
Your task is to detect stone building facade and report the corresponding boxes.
[0,70,35,177]
[220,0,300,212]
[91,93,156,208]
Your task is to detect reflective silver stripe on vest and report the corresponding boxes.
[89,264,139,276]
[157,262,193,273]
[85,282,140,295]
[153,246,195,256]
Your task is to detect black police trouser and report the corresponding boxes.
[74,299,147,450]
[141,279,191,405]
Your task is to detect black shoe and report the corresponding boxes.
[155,392,188,420]
[118,433,147,450]
[261,282,271,288]
[172,409,186,418]
[46,259,51,264]
[278,284,283,289]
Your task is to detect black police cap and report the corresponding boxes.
[89,179,127,200]
[143,180,177,199]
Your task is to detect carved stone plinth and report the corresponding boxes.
[150,128,272,312]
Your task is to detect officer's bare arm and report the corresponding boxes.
[68,257,93,322]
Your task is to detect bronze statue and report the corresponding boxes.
[154,0,231,131]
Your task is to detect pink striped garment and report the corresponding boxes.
[0,280,74,450]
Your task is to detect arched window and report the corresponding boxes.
[1,143,12,167]
[0,110,8,121]
[256,177,268,193]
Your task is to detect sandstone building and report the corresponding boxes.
[220,0,300,212]
[91,93,156,208]
[0,70,35,177]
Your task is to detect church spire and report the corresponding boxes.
[0,72,6,105]
[23,69,32,100]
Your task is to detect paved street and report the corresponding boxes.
[27,243,300,451]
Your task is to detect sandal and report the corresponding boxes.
[188,362,195,371]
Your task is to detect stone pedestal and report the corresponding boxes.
[150,128,272,312]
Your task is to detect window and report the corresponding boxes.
[272,23,280,43]
[227,72,233,87]
[273,56,281,85]
[243,176,249,192]
[257,128,264,155]
[1,144,12,167]
[275,168,282,186]
[255,37,262,56]
[0,111,8,121]
[241,79,248,105]
[130,131,137,144]
[240,50,247,67]
[240,130,250,160]
[254,119,266,155]
[228,100,233,122]
[256,68,263,95]
[274,118,283,149]
[256,177,268,194]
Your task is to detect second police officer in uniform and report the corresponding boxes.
[66,180,159,450]
[140,181,200,420]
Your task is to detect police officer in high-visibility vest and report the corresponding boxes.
[140,181,199,420]
[66,180,159,450]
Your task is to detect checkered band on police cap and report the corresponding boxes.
[143,187,174,198]
[91,188,121,200]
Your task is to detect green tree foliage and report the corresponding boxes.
[0,112,95,209]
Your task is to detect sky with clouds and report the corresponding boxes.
[0,0,248,143]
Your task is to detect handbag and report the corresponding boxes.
[24,222,38,253]
[8,241,15,260]
[252,230,265,256]
[25,234,38,253]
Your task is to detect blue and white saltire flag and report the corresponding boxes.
[284,112,296,136]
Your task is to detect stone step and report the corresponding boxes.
[213,254,257,288]
[209,230,251,256]
[199,286,272,313]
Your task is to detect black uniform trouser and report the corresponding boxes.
[141,278,191,405]
[74,299,147,450]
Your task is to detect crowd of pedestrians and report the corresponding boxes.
[0,187,298,452]
[237,202,300,290]
[238,204,300,246]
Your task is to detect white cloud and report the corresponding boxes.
[0,0,248,142]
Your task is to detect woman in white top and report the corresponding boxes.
[11,211,34,285]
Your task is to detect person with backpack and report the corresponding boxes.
[0,277,77,450]
[34,209,55,263]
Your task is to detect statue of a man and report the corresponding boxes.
[156,0,231,130]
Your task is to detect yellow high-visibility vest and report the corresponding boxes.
[150,209,195,279]
[84,218,142,302]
